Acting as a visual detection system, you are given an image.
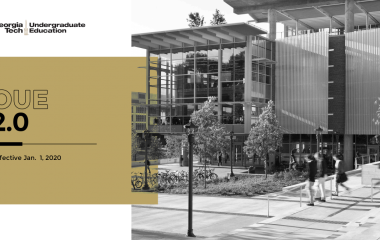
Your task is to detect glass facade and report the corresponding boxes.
[275,32,329,134]
[147,36,273,133]
[346,28,380,134]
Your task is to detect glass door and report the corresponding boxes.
[368,146,379,163]
[235,144,242,166]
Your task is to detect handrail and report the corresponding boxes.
[355,154,378,169]
[371,178,380,202]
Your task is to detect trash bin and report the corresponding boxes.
[179,155,183,167]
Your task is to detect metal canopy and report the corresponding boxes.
[224,0,380,30]
[132,22,267,50]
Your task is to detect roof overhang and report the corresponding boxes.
[132,22,267,50]
[224,0,380,30]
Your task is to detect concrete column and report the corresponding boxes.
[146,50,150,130]
[244,35,253,133]
[268,9,277,41]
[218,44,222,123]
[284,25,289,37]
[329,17,333,33]
[345,0,355,33]
[366,13,369,30]
[344,135,354,171]
[295,21,298,36]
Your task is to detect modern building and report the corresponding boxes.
[132,0,380,170]
[132,92,148,133]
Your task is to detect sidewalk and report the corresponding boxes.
[132,173,380,239]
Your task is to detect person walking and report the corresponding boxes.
[218,152,222,166]
[225,153,229,164]
[314,152,327,202]
[146,158,151,174]
[305,154,317,206]
[332,154,349,196]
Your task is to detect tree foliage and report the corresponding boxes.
[191,97,229,161]
[243,100,283,178]
[165,134,186,158]
[210,9,227,25]
[187,12,205,28]
[148,136,165,160]
[131,125,140,161]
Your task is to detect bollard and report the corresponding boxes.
[330,178,333,200]
[267,195,269,217]
[300,185,302,207]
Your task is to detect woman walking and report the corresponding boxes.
[304,154,317,206]
[332,154,349,196]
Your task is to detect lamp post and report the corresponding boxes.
[315,126,323,154]
[142,129,151,190]
[184,120,198,238]
[229,131,235,177]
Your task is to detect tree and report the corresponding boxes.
[243,100,283,178]
[191,97,229,162]
[210,9,227,26]
[165,134,186,158]
[187,12,204,28]
[131,125,140,161]
[149,136,165,160]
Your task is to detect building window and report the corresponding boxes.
[136,123,146,130]
[136,107,146,113]
[136,115,146,122]
[138,93,145,99]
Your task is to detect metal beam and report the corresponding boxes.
[192,30,220,42]
[132,40,150,50]
[166,33,195,45]
[153,34,182,47]
[313,6,344,26]
[276,10,316,30]
[179,31,208,44]
[207,29,234,41]
[140,36,171,48]
[355,2,380,25]
[231,0,345,14]
[133,37,160,49]
[220,27,246,41]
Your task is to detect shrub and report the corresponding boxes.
[284,171,292,181]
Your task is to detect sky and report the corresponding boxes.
[130,0,284,56]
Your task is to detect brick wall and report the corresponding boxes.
[328,35,345,133]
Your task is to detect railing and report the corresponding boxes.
[355,154,378,169]
[371,178,380,202]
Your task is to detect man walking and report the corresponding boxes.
[314,152,327,202]
[218,152,222,166]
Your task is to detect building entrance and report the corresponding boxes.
[367,145,379,163]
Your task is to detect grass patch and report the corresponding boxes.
[155,170,307,197]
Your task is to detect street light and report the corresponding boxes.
[184,120,198,238]
[229,131,235,177]
[142,129,151,191]
[315,126,323,154]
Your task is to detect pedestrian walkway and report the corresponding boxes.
[132,173,380,239]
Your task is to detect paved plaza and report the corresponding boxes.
[132,163,380,239]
